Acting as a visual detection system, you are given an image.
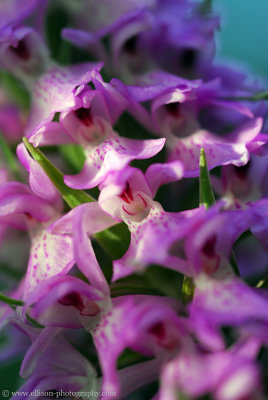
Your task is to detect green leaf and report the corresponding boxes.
[0,131,23,181]
[110,275,163,297]
[0,71,30,109]
[199,148,215,208]
[95,223,131,260]
[59,144,86,173]
[23,138,94,208]
[58,39,72,65]
[117,348,153,370]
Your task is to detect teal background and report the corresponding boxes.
[215,0,268,80]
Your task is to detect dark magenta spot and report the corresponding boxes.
[74,108,93,127]
[180,48,198,69]
[235,162,250,180]
[148,322,166,340]
[9,40,30,60]
[59,292,84,312]
[123,36,138,54]
[202,235,217,258]
[165,102,181,118]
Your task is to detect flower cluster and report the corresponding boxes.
[0,1,268,399]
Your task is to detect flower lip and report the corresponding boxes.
[122,193,148,216]
[118,181,151,221]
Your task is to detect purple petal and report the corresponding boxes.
[92,296,185,393]
[51,203,116,294]
[20,326,61,378]
[190,273,268,328]
[170,118,263,177]
[64,132,165,189]
[0,189,56,222]
[0,0,39,30]
[113,206,202,281]
[29,122,75,146]
[23,225,75,300]
[62,28,106,61]
[49,202,117,236]
[17,142,63,210]
[145,160,184,197]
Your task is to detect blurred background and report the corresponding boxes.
[215,0,268,80]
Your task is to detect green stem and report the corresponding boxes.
[0,293,47,328]
[256,273,268,289]
[230,252,240,277]
[221,91,268,102]
[182,276,195,306]
[0,293,24,307]
[26,313,45,329]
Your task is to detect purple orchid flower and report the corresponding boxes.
[25,63,166,190]
[25,62,103,137]
[51,161,187,283]
[90,295,187,394]
[0,143,77,302]
[62,113,165,189]
[10,324,99,400]
[189,270,268,351]
[156,200,268,350]
[62,0,219,81]
[158,338,262,400]
[212,154,268,203]
[112,72,268,176]
[98,164,202,281]
[25,67,165,189]
[0,25,49,83]
[24,275,111,329]
[0,180,74,301]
